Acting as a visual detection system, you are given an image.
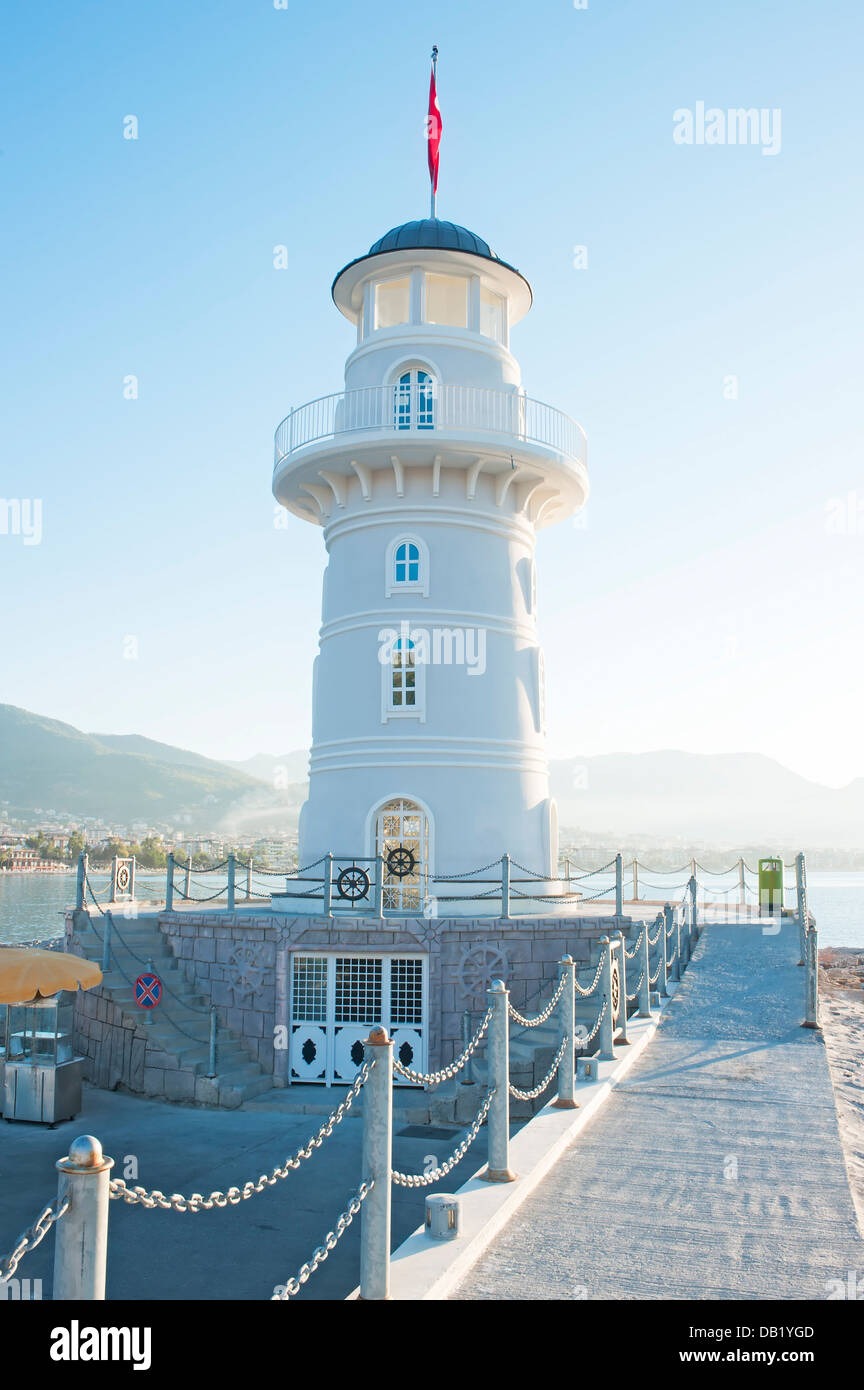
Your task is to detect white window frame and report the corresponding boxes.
[385,533,430,598]
[381,634,426,723]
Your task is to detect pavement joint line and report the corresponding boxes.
[346,985,676,1301]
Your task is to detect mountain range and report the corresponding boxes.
[1,704,860,847]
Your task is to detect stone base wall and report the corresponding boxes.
[157,908,635,1071]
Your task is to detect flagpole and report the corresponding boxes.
[430,45,438,219]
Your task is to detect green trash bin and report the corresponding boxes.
[758,857,784,915]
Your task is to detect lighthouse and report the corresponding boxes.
[272,217,588,913]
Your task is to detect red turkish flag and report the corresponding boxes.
[427,64,441,196]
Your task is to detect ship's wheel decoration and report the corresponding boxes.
[116,864,131,892]
[337,865,370,902]
[386,845,416,879]
[458,944,509,1005]
[610,960,621,1021]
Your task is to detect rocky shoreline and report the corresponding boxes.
[819,947,864,1235]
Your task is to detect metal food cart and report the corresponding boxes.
[3,992,83,1125]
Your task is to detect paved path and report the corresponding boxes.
[453,923,864,1300]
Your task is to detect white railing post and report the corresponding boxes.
[53,1136,114,1301]
[500,854,511,919]
[553,955,577,1109]
[101,911,112,974]
[665,902,679,982]
[632,858,639,901]
[184,853,192,901]
[373,851,385,917]
[246,856,253,902]
[638,922,652,1017]
[110,855,119,904]
[359,1027,393,1300]
[803,923,819,1029]
[480,980,516,1182]
[689,875,699,940]
[738,856,746,907]
[656,912,669,997]
[598,937,615,1060]
[322,852,334,917]
[615,852,624,916]
[227,853,236,911]
[165,852,174,911]
[615,932,629,1043]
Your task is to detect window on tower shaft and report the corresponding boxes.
[392,639,416,708]
[395,541,420,585]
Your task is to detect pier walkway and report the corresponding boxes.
[452,922,864,1300]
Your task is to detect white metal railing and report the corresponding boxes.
[273,384,586,469]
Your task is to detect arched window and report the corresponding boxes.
[385,534,429,597]
[395,369,435,430]
[375,798,429,913]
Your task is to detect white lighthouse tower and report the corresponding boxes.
[273,218,588,912]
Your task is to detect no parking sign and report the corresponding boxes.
[135,973,162,1009]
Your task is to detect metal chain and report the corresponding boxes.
[391,1090,495,1187]
[392,1009,492,1086]
[434,859,503,881]
[574,957,605,997]
[647,922,664,946]
[649,960,663,986]
[110,1064,371,1211]
[508,972,566,1027]
[509,1036,568,1100]
[626,970,645,1002]
[270,1181,373,1299]
[578,998,608,1047]
[0,1196,69,1284]
[623,928,645,960]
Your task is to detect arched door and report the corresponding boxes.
[376,798,428,912]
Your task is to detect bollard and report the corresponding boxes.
[679,901,691,968]
[500,855,511,919]
[598,938,615,1061]
[803,924,819,1028]
[655,912,668,997]
[207,1006,218,1077]
[322,852,334,917]
[553,955,577,1109]
[227,853,236,912]
[480,980,516,1182]
[359,1026,393,1300]
[615,853,624,917]
[688,875,698,940]
[460,1010,475,1086]
[425,1193,460,1241]
[185,853,192,902]
[246,856,253,902]
[638,921,652,1017]
[53,1135,114,1301]
[665,903,680,982]
[165,852,174,911]
[632,859,639,902]
[110,855,118,904]
[615,933,630,1043]
[101,912,112,974]
[76,851,87,911]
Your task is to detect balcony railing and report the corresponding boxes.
[273,384,586,469]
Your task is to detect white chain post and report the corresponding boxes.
[615,852,624,916]
[615,932,629,1044]
[796,852,807,964]
[185,853,192,901]
[632,858,638,901]
[373,851,384,918]
[480,979,516,1182]
[598,938,615,1060]
[657,911,669,996]
[227,852,236,911]
[246,856,253,901]
[322,852,334,918]
[738,856,746,908]
[804,924,819,1029]
[553,955,577,1109]
[500,855,511,919]
[359,1027,392,1300]
[53,1136,114,1301]
[165,851,174,911]
[638,924,652,1017]
[689,875,698,940]
[665,902,679,982]
[76,850,87,910]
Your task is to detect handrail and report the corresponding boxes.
[274,383,586,469]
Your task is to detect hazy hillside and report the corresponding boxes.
[221,750,310,784]
[0,705,291,829]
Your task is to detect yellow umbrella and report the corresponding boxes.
[0,948,102,1005]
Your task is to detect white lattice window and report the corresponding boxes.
[334,957,382,1024]
[391,958,423,1025]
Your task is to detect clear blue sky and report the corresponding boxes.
[2,0,862,785]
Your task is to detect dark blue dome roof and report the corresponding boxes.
[368,219,498,259]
